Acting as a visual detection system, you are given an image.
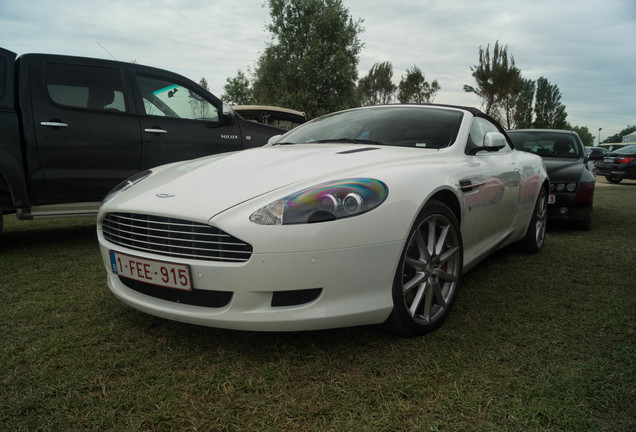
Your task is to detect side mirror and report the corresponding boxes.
[222,101,232,117]
[588,149,605,161]
[483,132,506,151]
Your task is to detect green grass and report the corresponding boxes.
[1,179,635,431]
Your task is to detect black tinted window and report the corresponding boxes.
[44,63,127,112]
[509,132,581,158]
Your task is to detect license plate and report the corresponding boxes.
[109,251,192,291]
[603,157,615,163]
[548,194,556,204]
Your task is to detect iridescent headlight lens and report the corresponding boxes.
[250,178,388,225]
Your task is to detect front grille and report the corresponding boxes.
[102,213,252,262]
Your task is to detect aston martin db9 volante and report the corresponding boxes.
[97,105,548,335]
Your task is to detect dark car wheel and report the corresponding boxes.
[522,186,547,253]
[605,175,623,184]
[384,200,463,336]
[578,200,593,231]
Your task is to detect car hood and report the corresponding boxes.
[542,158,585,182]
[108,144,429,220]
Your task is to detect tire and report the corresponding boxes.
[605,175,622,184]
[522,186,547,253]
[384,201,463,336]
[578,200,593,231]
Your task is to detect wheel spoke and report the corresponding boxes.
[402,271,426,295]
[408,282,427,318]
[432,267,457,283]
[434,224,450,256]
[439,245,459,266]
[432,279,446,308]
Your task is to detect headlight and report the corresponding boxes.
[250,178,388,225]
[101,170,153,206]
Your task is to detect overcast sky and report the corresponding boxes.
[1,0,634,142]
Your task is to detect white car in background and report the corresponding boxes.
[97,104,548,335]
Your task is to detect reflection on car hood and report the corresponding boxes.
[109,144,426,219]
[542,158,584,182]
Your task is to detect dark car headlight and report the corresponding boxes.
[250,178,388,225]
[101,170,153,206]
[550,182,577,193]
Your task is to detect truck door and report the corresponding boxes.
[29,60,141,202]
[134,73,244,169]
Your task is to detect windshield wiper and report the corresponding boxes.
[310,138,385,145]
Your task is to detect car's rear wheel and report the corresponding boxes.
[605,175,622,184]
[384,201,463,336]
[522,186,547,253]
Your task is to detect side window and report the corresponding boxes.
[136,74,219,121]
[468,117,510,153]
[44,64,127,112]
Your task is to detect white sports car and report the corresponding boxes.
[97,104,548,335]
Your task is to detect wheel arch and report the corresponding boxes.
[428,188,462,226]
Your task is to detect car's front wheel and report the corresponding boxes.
[579,200,593,231]
[605,175,622,184]
[384,201,463,336]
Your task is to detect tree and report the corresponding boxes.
[603,125,636,143]
[570,125,594,147]
[464,41,522,118]
[534,77,567,129]
[513,78,535,129]
[397,66,440,104]
[222,70,255,105]
[252,0,364,119]
[357,61,396,106]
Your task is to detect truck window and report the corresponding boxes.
[136,74,219,122]
[44,63,127,112]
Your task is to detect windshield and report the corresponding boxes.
[508,132,581,158]
[273,106,463,149]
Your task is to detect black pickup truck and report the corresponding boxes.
[0,47,282,234]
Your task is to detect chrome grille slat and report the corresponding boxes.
[102,212,252,262]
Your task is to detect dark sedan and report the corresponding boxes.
[595,144,636,183]
[508,129,601,230]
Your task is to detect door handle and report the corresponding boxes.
[40,121,68,128]
[144,128,167,134]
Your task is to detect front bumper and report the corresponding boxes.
[547,185,593,223]
[98,233,403,331]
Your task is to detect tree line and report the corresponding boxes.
[217,0,630,146]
